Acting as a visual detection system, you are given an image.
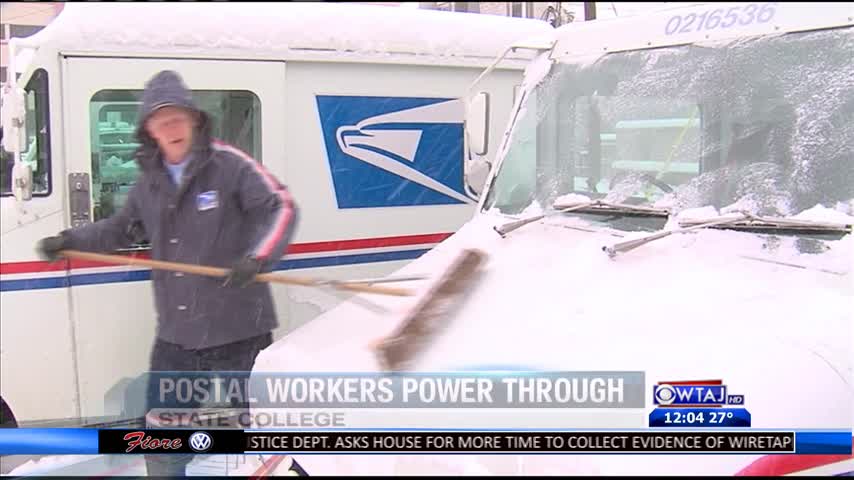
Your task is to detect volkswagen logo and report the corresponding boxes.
[189,431,213,452]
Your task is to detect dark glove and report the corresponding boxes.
[223,256,263,288]
[36,234,68,262]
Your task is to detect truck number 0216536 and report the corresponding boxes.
[664,3,777,36]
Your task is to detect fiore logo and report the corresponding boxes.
[189,431,213,452]
[123,431,183,453]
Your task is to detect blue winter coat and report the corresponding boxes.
[62,71,298,349]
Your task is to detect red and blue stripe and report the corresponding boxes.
[0,233,451,292]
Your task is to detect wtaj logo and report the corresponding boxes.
[653,379,745,407]
[189,431,214,452]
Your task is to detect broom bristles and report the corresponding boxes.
[374,249,487,371]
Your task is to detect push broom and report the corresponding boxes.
[58,249,416,296]
[59,248,488,370]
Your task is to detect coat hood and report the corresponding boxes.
[133,70,213,172]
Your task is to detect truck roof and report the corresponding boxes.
[13,3,554,68]
[546,2,853,62]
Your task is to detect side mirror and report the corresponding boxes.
[464,92,491,200]
[465,92,490,156]
[464,158,491,198]
[1,86,27,154]
[12,162,33,202]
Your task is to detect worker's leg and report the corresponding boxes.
[199,333,312,475]
[199,333,273,427]
[144,338,200,477]
[200,332,272,371]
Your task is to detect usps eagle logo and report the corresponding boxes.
[196,190,219,211]
[316,95,475,209]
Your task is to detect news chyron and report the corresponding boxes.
[2,371,851,472]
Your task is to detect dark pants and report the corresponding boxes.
[144,333,273,477]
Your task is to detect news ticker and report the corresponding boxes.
[0,429,850,455]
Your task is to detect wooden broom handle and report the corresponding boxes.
[59,249,414,297]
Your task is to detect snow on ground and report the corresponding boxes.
[6,455,146,477]
[6,454,277,477]
[7,455,98,477]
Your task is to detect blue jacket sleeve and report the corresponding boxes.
[234,159,299,272]
[62,182,145,253]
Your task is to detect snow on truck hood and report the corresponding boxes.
[252,208,853,475]
[255,207,853,376]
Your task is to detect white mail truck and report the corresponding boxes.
[249,1,853,476]
[0,2,553,427]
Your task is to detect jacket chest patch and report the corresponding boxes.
[196,190,220,211]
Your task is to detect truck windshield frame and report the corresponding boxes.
[482,26,854,229]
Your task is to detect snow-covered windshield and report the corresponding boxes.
[483,26,854,231]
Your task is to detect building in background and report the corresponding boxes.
[419,2,691,26]
[420,2,576,25]
[0,2,64,83]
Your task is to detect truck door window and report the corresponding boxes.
[1,68,52,197]
[88,89,261,222]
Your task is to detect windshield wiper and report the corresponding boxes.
[494,200,671,237]
[603,212,852,258]
[603,214,748,258]
[678,214,853,235]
